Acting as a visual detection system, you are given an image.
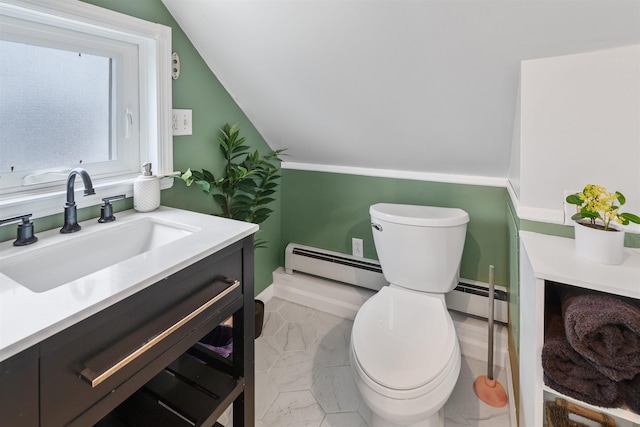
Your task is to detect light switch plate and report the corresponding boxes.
[172,109,192,136]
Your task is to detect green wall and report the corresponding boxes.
[3,0,637,316]
[281,169,511,286]
[0,0,281,294]
[506,196,521,412]
[521,219,640,248]
[83,0,282,294]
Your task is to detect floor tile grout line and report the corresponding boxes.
[244,297,511,427]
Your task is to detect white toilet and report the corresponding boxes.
[349,203,469,427]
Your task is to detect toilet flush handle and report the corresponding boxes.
[371,222,383,232]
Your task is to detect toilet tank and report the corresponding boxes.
[370,203,469,293]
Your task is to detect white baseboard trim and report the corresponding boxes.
[255,284,274,303]
[267,268,509,367]
[451,311,508,367]
[505,351,519,427]
[271,267,372,320]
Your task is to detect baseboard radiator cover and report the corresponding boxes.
[284,243,508,324]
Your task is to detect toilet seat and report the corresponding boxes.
[352,286,457,396]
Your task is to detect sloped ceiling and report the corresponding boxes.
[162,0,640,179]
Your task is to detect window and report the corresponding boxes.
[0,0,172,219]
[1,42,113,175]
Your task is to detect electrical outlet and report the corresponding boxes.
[352,238,364,257]
[172,109,192,136]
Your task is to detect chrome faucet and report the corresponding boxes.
[60,168,96,233]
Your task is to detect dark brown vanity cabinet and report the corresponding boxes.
[0,236,255,427]
[0,346,39,427]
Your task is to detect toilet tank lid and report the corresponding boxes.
[370,203,469,227]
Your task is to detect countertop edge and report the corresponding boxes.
[519,231,640,299]
[0,207,258,362]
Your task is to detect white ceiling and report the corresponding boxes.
[162,0,640,179]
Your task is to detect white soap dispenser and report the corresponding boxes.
[133,162,160,212]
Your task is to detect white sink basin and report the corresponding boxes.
[0,218,195,293]
[0,206,259,362]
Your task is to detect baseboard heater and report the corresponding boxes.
[284,243,508,324]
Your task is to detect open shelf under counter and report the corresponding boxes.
[518,231,640,427]
[543,385,640,426]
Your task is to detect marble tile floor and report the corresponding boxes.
[217,297,511,427]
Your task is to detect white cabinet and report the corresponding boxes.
[518,231,640,427]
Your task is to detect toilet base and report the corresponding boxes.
[350,330,460,427]
[371,409,444,427]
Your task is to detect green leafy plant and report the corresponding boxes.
[566,184,640,231]
[180,123,285,247]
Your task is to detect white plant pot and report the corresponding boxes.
[574,221,625,265]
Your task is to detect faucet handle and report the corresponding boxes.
[98,194,126,223]
[0,213,38,246]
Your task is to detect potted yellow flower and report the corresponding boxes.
[566,184,640,265]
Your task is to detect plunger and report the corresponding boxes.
[473,265,508,407]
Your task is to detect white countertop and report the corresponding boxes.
[0,206,258,361]
[520,231,640,299]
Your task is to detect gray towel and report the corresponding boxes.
[624,374,640,414]
[542,315,624,408]
[561,291,640,382]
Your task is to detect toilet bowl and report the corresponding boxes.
[350,203,469,427]
[350,287,461,426]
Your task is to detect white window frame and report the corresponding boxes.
[0,0,173,220]
[0,24,140,189]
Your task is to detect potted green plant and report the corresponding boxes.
[566,184,640,264]
[180,123,285,248]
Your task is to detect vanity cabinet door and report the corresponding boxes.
[0,345,39,427]
[39,242,244,427]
